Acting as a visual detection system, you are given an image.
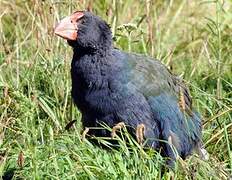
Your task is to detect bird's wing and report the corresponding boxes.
[113,49,201,157]
[117,50,192,112]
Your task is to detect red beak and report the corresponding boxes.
[54,11,84,40]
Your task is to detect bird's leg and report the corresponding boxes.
[82,127,90,141]
[111,122,125,138]
[136,124,145,145]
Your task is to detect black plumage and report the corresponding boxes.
[55,11,205,167]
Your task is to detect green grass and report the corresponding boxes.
[0,0,231,179]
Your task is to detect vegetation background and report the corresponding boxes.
[0,0,231,179]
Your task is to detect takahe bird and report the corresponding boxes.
[54,11,207,167]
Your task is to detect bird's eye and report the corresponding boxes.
[71,20,73,23]
[77,18,84,24]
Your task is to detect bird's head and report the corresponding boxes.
[54,11,112,52]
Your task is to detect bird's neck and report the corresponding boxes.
[71,49,114,90]
[71,33,113,56]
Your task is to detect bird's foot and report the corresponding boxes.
[136,123,145,145]
[111,122,125,138]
